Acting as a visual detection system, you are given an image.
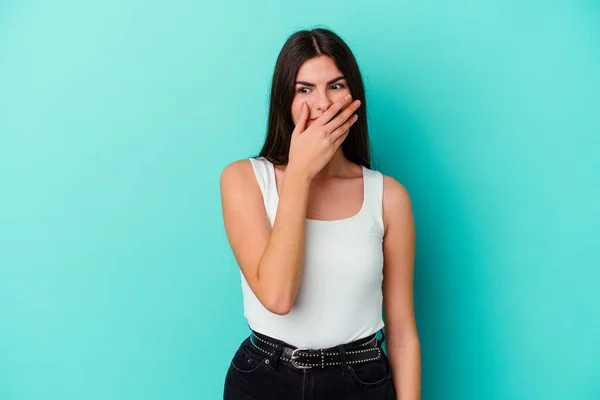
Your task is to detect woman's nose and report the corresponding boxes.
[312,90,333,111]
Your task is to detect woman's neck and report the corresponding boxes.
[312,148,354,181]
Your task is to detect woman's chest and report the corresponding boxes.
[301,227,384,279]
[274,168,365,221]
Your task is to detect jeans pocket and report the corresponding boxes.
[346,356,393,388]
[229,338,267,374]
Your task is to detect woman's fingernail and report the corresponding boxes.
[345,94,352,101]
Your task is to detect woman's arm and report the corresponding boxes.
[382,175,421,400]
[220,159,311,315]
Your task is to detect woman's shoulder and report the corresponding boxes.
[220,158,258,187]
[381,174,413,235]
[365,163,407,197]
[382,173,410,206]
[382,174,408,196]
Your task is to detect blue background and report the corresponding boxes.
[1,1,599,399]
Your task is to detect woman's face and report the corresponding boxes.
[291,55,351,128]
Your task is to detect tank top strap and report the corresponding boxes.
[361,166,385,238]
[248,157,278,225]
[248,157,267,196]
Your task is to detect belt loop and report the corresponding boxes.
[377,328,386,347]
[270,342,284,369]
[338,344,349,376]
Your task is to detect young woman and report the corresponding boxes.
[220,28,420,399]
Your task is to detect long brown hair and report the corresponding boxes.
[257,28,371,168]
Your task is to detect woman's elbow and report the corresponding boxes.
[262,294,293,315]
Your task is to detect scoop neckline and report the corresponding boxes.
[265,158,367,224]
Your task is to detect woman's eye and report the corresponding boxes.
[297,83,345,94]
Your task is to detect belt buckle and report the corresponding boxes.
[290,348,313,369]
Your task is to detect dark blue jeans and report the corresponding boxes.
[223,330,396,399]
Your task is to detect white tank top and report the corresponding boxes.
[240,156,385,349]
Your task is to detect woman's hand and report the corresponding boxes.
[287,94,361,181]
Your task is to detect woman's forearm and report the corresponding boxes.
[256,167,311,314]
[387,334,421,400]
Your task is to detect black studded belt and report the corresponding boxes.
[249,329,385,370]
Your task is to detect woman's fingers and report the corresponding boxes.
[331,113,358,147]
[293,102,310,135]
[333,128,351,149]
[314,95,354,127]
[326,99,361,133]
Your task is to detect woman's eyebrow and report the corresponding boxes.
[295,76,345,87]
